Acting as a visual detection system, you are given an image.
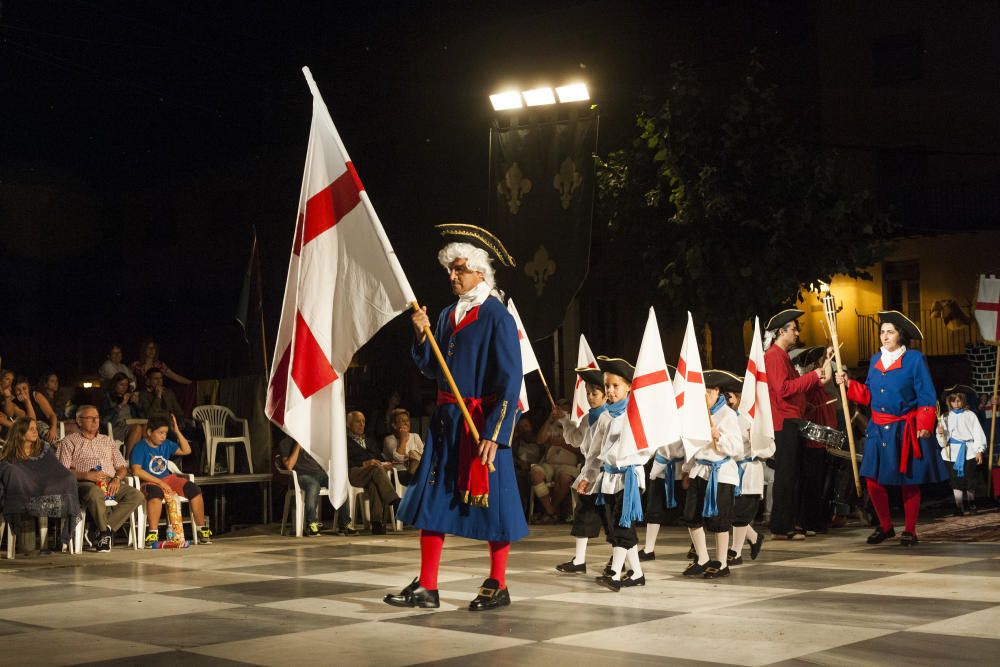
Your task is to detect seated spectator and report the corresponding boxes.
[4,376,58,442]
[278,436,358,536]
[101,372,145,454]
[511,416,543,515]
[138,368,185,420]
[37,373,72,420]
[530,406,582,523]
[346,410,400,535]
[131,339,191,391]
[0,417,80,552]
[56,405,144,552]
[382,408,424,486]
[373,391,402,444]
[130,414,212,545]
[98,344,135,384]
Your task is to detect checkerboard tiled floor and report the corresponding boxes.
[1,518,998,666]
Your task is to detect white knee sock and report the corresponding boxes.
[968,490,976,504]
[573,537,588,565]
[715,531,729,564]
[643,523,660,553]
[689,527,709,565]
[610,546,628,580]
[731,526,748,554]
[954,489,965,509]
[625,545,643,578]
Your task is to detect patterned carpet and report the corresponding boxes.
[0,520,998,666]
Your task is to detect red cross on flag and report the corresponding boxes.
[506,299,538,413]
[738,316,776,457]
[676,312,714,462]
[621,308,681,452]
[975,274,1000,344]
[266,67,417,506]
[570,334,598,426]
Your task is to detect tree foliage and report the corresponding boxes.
[596,53,894,368]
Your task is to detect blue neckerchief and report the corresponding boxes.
[951,408,966,415]
[599,464,643,527]
[735,456,758,497]
[654,452,683,509]
[710,394,727,415]
[696,456,731,517]
[607,396,629,418]
[587,403,609,426]
[949,437,969,477]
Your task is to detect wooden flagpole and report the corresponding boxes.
[823,293,862,497]
[989,346,998,472]
[410,302,495,472]
[536,370,557,411]
[251,228,270,379]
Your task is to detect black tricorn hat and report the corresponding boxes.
[704,369,741,391]
[789,345,826,367]
[941,384,977,407]
[435,223,516,267]
[765,308,805,331]
[575,367,604,388]
[596,356,635,383]
[878,310,923,341]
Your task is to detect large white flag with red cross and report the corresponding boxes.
[975,275,1000,344]
[675,311,714,461]
[506,299,537,413]
[570,334,599,426]
[266,67,416,507]
[738,316,776,457]
[621,307,680,453]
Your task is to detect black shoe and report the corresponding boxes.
[727,549,743,566]
[603,557,614,577]
[750,532,765,560]
[96,531,112,553]
[555,559,587,574]
[953,508,966,517]
[338,526,359,536]
[371,522,386,535]
[637,549,655,561]
[867,527,896,545]
[968,504,978,515]
[686,543,697,559]
[621,573,646,587]
[703,560,730,579]
[383,577,440,609]
[683,561,707,577]
[899,531,919,547]
[469,578,511,611]
[595,575,621,592]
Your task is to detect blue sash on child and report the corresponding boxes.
[735,457,757,497]
[600,464,643,527]
[653,453,683,509]
[949,438,969,477]
[696,457,731,518]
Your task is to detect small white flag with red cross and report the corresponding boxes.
[570,334,599,426]
[506,299,537,413]
[676,311,714,461]
[621,307,681,453]
[738,316,776,457]
[975,275,1000,344]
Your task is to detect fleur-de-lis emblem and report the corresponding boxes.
[497,162,532,215]
[553,157,582,209]
[525,245,556,296]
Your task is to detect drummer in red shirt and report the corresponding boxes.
[763,309,832,540]
[793,346,838,535]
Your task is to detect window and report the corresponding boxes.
[872,31,923,86]
[882,260,921,323]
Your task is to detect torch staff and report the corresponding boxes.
[823,292,862,497]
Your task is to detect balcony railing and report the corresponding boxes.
[856,306,982,363]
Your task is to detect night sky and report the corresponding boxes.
[0,1,816,388]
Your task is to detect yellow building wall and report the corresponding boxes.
[796,230,1000,366]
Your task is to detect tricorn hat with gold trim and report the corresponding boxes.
[435,223,516,268]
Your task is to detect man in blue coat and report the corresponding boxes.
[385,225,527,611]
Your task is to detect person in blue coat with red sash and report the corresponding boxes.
[385,224,527,611]
[836,311,948,547]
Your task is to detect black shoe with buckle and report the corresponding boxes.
[383,577,440,609]
[555,559,586,574]
[703,560,730,579]
[469,578,510,611]
[866,526,896,545]
[621,572,646,587]
[687,543,697,560]
[899,531,919,547]
[750,532,765,560]
[595,575,622,592]
[637,549,655,561]
[603,557,614,577]
[683,561,707,577]
[727,549,742,566]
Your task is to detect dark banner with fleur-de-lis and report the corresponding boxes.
[489,114,597,340]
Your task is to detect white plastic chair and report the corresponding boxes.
[132,460,200,545]
[0,516,48,560]
[192,405,254,475]
[277,455,329,538]
[70,478,143,554]
[347,467,402,532]
[528,479,578,521]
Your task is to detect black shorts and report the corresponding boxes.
[949,460,976,491]
[732,493,761,527]
[571,493,607,538]
[645,474,685,524]
[602,491,639,549]
[681,477,734,533]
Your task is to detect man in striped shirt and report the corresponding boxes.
[57,405,144,551]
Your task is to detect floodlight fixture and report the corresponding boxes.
[555,82,589,103]
[522,87,556,107]
[490,90,523,111]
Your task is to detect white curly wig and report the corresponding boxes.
[438,242,497,291]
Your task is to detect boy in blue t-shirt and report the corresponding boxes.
[130,413,212,544]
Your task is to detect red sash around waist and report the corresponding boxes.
[871,409,922,473]
[436,390,495,508]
